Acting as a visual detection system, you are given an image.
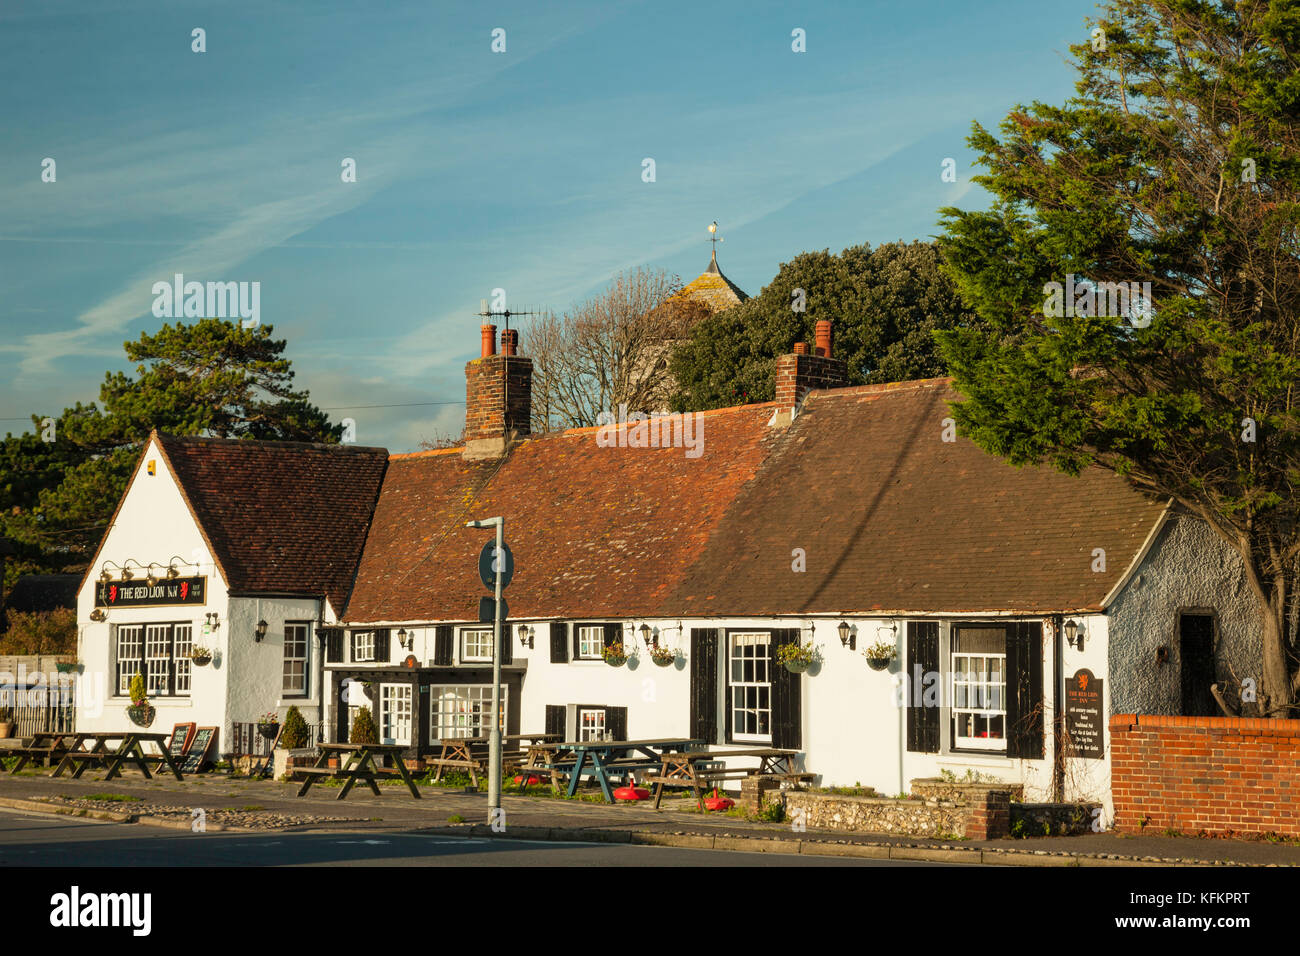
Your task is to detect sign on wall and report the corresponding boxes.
[94,576,207,608]
[1065,668,1105,759]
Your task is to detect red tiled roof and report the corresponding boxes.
[344,406,778,623]
[664,379,1169,615]
[156,434,388,615]
[345,378,1166,623]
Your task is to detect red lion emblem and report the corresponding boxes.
[108,584,117,603]
[180,581,189,600]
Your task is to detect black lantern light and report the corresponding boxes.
[639,623,654,648]
[1064,619,1083,650]
[255,619,268,642]
[837,620,852,648]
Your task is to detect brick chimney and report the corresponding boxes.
[771,320,848,427]
[464,324,533,459]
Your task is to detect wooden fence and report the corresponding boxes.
[226,721,325,756]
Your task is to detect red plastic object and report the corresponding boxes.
[614,783,650,801]
[513,775,545,786]
[703,788,734,812]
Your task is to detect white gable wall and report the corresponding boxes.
[75,436,229,733]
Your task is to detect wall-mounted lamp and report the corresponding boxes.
[1064,619,1084,651]
[639,623,654,648]
[167,555,190,578]
[517,624,534,649]
[145,562,164,587]
[397,627,411,651]
[89,608,106,622]
[121,558,146,582]
[837,620,852,649]
[254,619,268,642]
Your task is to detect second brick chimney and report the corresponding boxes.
[463,324,532,459]
[771,319,848,427]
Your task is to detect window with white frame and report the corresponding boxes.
[118,623,191,697]
[577,625,604,660]
[380,683,413,745]
[728,632,771,742]
[283,622,308,696]
[460,628,493,663]
[950,627,1007,751]
[116,625,143,695]
[579,708,607,741]
[429,685,506,742]
[173,624,192,694]
[352,631,375,662]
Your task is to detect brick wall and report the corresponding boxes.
[464,355,533,444]
[1110,713,1300,837]
[774,353,848,409]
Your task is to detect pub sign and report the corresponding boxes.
[94,576,208,608]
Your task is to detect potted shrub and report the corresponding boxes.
[257,710,281,739]
[603,639,627,667]
[0,707,13,739]
[864,640,896,671]
[649,645,676,667]
[279,705,309,749]
[127,673,155,727]
[776,641,819,674]
[350,707,379,745]
[189,646,213,666]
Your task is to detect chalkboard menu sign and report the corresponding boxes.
[95,576,207,608]
[180,726,216,772]
[1065,668,1105,759]
[169,723,196,758]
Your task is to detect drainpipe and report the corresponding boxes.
[1052,613,1064,802]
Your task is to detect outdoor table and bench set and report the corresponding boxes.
[427,733,562,788]
[646,747,814,808]
[7,730,185,781]
[291,742,423,800]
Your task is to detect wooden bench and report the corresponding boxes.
[6,734,80,773]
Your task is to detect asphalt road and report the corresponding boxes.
[0,809,948,866]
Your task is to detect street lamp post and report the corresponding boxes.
[466,516,505,817]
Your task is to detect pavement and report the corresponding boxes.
[0,769,1297,866]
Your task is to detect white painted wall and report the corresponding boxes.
[75,436,228,733]
[226,595,326,728]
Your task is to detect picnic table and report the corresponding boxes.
[292,742,421,801]
[550,737,704,803]
[51,731,184,782]
[647,748,813,808]
[6,732,81,773]
[427,733,562,788]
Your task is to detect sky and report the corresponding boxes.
[0,0,1103,453]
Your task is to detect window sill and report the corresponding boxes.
[112,697,192,707]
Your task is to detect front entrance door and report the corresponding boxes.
[1179,613,1217,717]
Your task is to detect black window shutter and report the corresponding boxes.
[906,621,940,753]
[499,622,513,666]
[689,628,719,744]
[433,625,453,666]
[770,629,802,748]
[375,629,391,662]
[544,705,565,739]
[550,623,568,663]
[606,706,627,741]
[571,622,581,659]
[1006,621,1044,759]
[603,623,621,650]
[325,629,343,664]
[350,631,361,661]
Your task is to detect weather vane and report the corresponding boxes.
[708,220,724,255]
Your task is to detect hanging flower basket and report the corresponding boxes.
[650,646,676,667]
[603,640,627,667]
[190,646,213,666]
[257,722,280,740]
[127,704,155,727]
[775,640,819,675]
[863,640,895,671]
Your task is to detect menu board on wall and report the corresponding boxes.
[1065,668,1105,759]
[95,576,207,608]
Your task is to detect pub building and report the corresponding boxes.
[77,314,1265,817]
